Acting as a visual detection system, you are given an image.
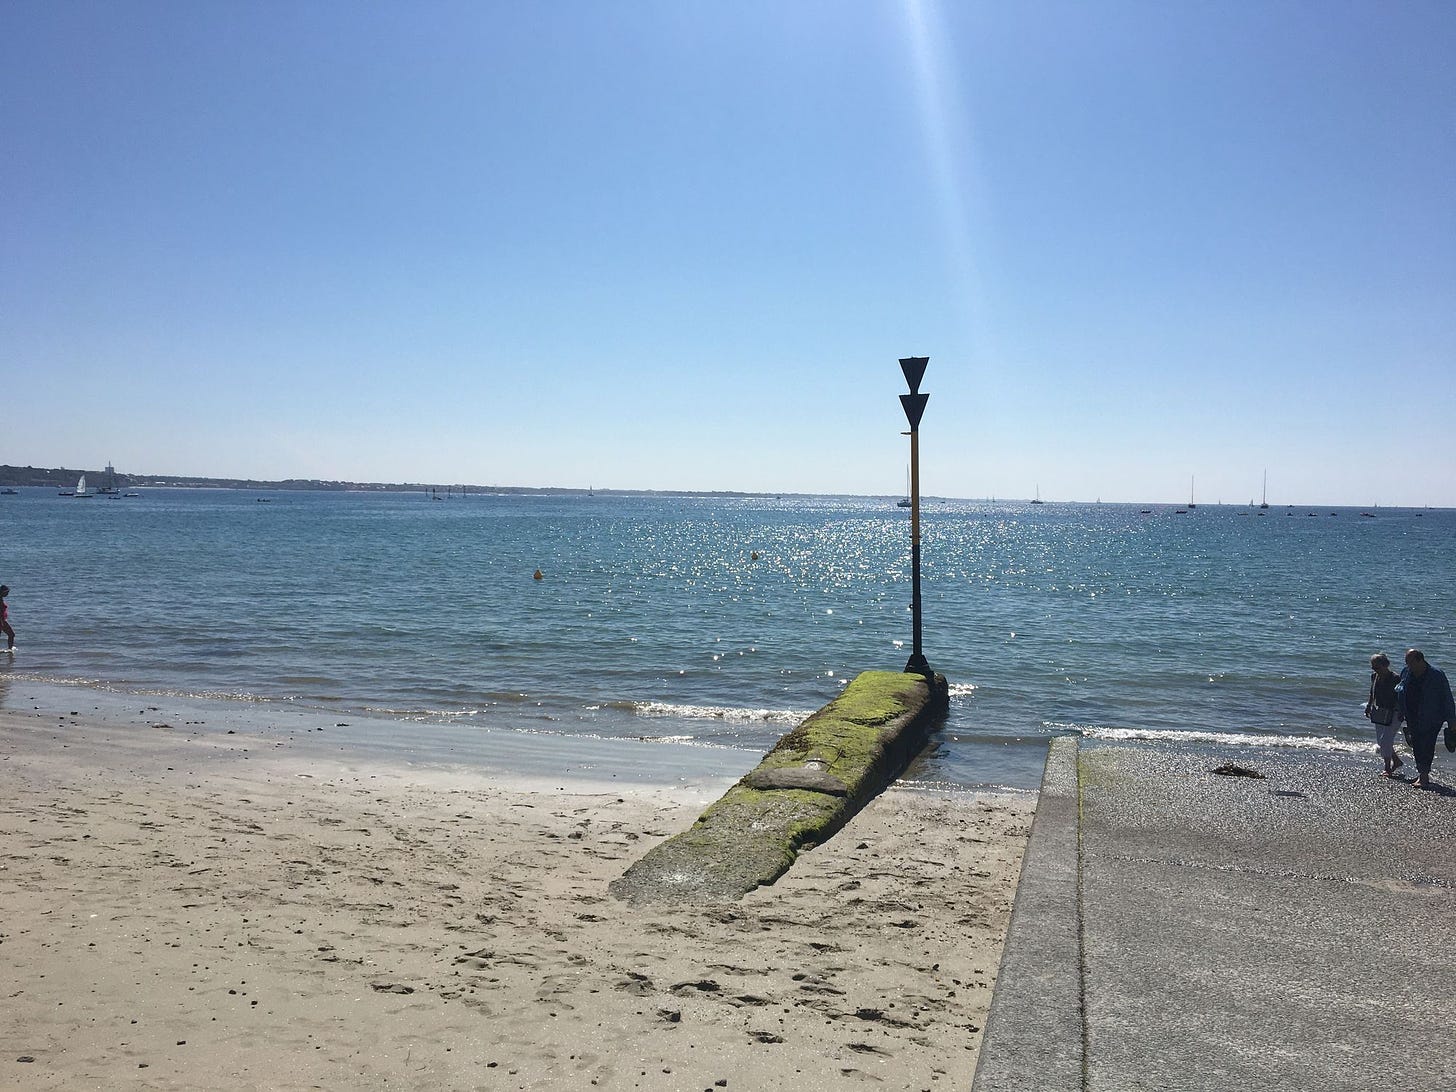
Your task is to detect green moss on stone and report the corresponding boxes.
[698,785,841,845]
[758,670,922,785]
[609,669,945,904]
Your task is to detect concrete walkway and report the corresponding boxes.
[974,737,1456,1091]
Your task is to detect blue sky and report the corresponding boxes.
[3,1,1453,505]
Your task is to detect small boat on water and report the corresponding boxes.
[0,488,17,495]
[71,474,94,499]
[1030,484,1044,505]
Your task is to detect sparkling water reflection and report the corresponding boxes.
[1,489,1451,789]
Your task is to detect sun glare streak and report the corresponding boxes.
[900,0,989,343]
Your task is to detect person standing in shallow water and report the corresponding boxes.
[1365,653,1403,777]
[1394,649,1456,790]
[0,585,14,651]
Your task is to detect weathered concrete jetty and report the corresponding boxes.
[609,669,948,904]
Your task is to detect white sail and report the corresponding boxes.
[76,475,86,494]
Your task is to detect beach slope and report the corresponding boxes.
[1,702,1030,1090]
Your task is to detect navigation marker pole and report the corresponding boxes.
[899,356,931,677]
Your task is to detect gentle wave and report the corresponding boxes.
[363,706,485,721]
[632,701,811,724]
[1078,725,1370,755]
[448,723,750,752]
[4,672,291,705]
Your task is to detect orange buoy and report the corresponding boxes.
[533,569,544,581]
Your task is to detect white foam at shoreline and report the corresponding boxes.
[632,700,811,724]
[1080,725,1370,754]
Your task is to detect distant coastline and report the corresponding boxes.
[3,465,1447,509]
[0,464,766,498]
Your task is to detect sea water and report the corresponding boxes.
[1,488,1452,790]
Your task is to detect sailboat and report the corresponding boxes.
[1188,476,1197,510]
[1030,484,1044,504]
[97,462,121,496]
[1259,471,1269,510]
[72,474,94,499]
[896,467,911,508]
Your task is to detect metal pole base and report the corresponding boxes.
[904,654,931,677]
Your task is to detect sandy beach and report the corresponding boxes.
[0,692,1031,1090]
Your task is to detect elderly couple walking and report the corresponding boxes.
[1367,648,1456,790]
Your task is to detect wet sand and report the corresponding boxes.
[0,693,1031,1090]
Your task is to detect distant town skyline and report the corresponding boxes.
[3,2,1453,507]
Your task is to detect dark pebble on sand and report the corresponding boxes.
[1212,762,1264,779]
[16,1057,34,1063]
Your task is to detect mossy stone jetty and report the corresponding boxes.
[610,669,949,905]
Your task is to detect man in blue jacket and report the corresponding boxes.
[1395,648,1456,790]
